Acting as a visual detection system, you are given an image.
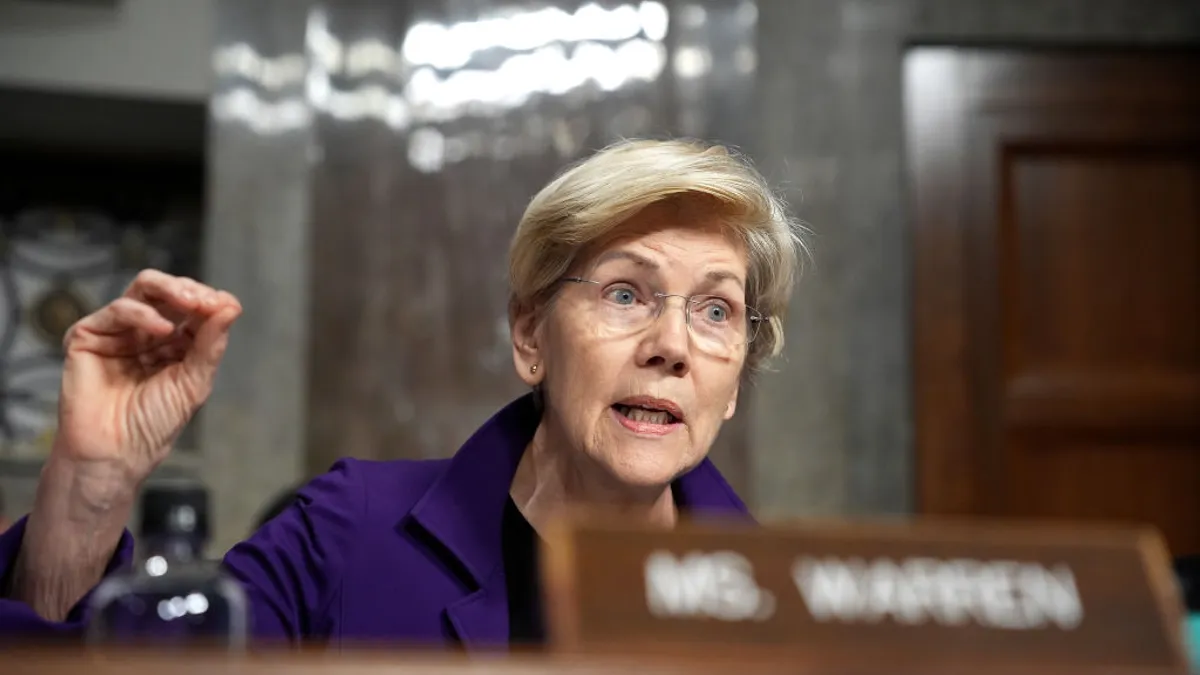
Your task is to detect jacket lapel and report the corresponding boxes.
[408,393,753,649]
[673,456,756,521]
[443,574,510,647]
[410,395,536,649]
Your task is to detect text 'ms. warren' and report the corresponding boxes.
[644,550,1084,631]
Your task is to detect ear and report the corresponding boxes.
[723,383,739,420]
[510,299,543,387]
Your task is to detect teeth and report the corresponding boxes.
[617,405,673,425]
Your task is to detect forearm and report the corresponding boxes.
[8,457,136,622]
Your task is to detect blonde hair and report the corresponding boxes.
[508,138,806,372]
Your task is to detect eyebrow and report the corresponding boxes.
[593,250,658,269]
[591,250,746,290]
[703,269,745,290]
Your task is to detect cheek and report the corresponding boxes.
[550,321,629,382]
[695,369,742,424]
[543,324,631,419]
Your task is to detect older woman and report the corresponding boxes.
[0,139,802,647]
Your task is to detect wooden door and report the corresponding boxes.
[906,48,1200,556]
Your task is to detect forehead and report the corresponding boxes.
[585,200,748,278]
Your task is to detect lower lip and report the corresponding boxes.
[610,407,681,437]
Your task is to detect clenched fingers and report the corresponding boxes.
[180,303,243,392]
[124,270,239,323]
[138,337,191,370]
[66,298,175,350]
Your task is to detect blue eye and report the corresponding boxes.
[698,298,732,323]
[605,288,637,305]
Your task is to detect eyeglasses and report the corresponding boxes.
[560,276,764,358]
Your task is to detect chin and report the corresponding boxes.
[600,449,688,491]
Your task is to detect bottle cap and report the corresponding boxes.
[139,483,210,542]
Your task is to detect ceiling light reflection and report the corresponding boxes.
[211,88,310,135]
[212,43,307,91]
[673,45,711,79]
[306,9,342,73]
[426,40,662,119]
[406,110,609,174]
[344,38,402,78]
[401,2,667,71]
[328,38,666,127]
[639,1,670,41]
[213,2,672,135]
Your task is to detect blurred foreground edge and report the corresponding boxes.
[0,648,1187,675]
[540,513,1190,674]
[4,516,1188,675]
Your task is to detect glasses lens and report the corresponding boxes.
[568,277,763,357]
[582,282,656,338]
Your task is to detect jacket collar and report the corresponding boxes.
[409,393,750,647]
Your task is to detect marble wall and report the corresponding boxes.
[201,0,315,551]
[196,0,1200,551]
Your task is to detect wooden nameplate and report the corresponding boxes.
[541,515,1188,672]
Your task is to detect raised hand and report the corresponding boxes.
[53,269,242,483]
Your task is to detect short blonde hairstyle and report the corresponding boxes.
[508,138,805,372]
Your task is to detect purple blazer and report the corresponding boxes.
[0,394,750,648]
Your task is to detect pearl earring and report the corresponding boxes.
[530,364,539,374]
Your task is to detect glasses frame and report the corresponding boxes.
[560,276,766,350]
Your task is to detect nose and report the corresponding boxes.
[635,295,691,376]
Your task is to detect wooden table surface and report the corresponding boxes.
[1,648,1192,675]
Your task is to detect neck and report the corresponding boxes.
[510,420,677,536]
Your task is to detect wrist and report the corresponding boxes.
[39,454,138,522]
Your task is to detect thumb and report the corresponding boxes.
[182,305,241,387]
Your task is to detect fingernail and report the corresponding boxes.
[180,289,195,301]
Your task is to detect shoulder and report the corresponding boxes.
[296,456,453,527]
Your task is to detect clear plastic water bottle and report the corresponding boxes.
[87,483,248,649]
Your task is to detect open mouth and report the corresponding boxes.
[612,404,680,425]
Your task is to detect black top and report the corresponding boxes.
[502,496,545,645]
